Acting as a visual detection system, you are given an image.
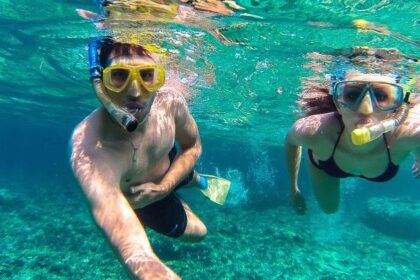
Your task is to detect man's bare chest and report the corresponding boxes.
[114,126,175,191]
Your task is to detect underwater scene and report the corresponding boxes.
[1,0,420,279]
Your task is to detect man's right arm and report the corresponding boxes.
[70,124,179,279]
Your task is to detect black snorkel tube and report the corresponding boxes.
[88,38,138,132]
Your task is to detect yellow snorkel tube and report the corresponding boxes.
[89,39,139,132]
[351,77,415,145]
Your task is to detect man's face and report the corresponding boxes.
[103,54,164,123]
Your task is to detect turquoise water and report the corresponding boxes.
[1,0,420,279]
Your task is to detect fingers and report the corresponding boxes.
[130,185,144,194]
[130,182,157,194]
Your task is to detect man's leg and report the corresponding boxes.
[177,200,207,242]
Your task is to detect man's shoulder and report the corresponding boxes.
[154,87,189,117]
[71,110,102,147]
[156,87,187,105]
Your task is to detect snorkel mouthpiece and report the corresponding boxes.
[351,119,398,145]
[88,38,138,132]
[351,103,410,145]
[122,115,139,132]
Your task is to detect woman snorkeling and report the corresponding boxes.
[285,48,420,214]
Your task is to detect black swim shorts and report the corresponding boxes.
[134,146,194,238]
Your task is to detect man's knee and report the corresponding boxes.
[190,228,207,243]
[178,223,207,243]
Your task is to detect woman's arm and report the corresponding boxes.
[285,114,330,214]
[285,120,307,215]
[409,108,420,178]
[398,103,420,178]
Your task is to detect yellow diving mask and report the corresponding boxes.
[102,64,165,93]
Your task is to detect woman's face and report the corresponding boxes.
[337,73,395,130]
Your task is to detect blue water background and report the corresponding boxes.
[1,0,420,279]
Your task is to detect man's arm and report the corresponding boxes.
[70,125,179,279]
[160,94,202,192]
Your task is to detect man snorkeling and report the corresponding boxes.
[70,39,229,279]
[285,48,420,215]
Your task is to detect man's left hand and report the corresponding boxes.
[128,183,168,208]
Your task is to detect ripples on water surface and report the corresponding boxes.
[1,0,418,142]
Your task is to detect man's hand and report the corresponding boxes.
[128,183,169,208]
[412,160,420,178]
[291,189,307,215]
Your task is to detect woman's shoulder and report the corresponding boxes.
[288,112,341,147]
[292,112,341,136]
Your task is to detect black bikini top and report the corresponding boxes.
[308,121,399,182]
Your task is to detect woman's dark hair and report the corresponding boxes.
[99,42,153,67]
[297,81,337,116]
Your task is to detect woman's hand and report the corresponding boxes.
[291,189,307,215]
[412,160,420,178]
[128,183,169,208]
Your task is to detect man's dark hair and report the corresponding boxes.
[99,42,153,67]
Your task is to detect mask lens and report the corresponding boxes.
[139,68,156,86]
[371,83,401,110]
[108,68,130,89]
[139,66,165,92]
[341,82,365,104]
[335,81,366,108]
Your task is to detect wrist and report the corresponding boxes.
[159,182,172,193]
